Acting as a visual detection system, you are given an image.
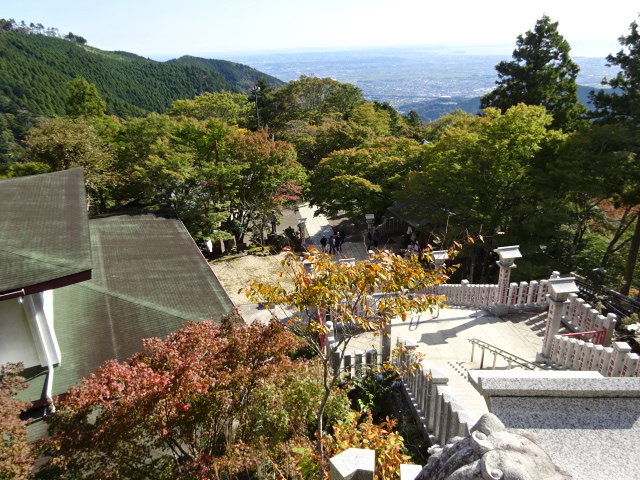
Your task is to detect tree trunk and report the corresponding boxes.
[620,214,640,296]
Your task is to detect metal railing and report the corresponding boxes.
[573,274,640,320]
[468,338,557,370]
[561,329,607,345]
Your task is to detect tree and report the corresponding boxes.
[243,249,452,472]
[0,363,33,480]
[398,105,565,281]
[224,129,306,244]
[308,136,423,219]
[66,77,106,118]
[25,116,116,213]
[38,318,349,479]
[114,114,235,244]
[270,76,365,128]
[480,15,587,132]
[590,15,640,295]
[167,91,253,127]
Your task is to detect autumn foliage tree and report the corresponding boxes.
[244,249,452,470]
[37,318,349,480]
[0,362,33,480]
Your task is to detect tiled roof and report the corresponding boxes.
[0,168,92,295]
[46,212,234,399]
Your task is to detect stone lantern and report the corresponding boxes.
[431,250,449,269]
[541,276,579,358]
[365,214,375,228]
[492,245,522,315]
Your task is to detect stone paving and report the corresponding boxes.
[347,307,548,417]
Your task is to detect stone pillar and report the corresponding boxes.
[606,342,632,377]
[604,313,618,347]
[329,448,375,480]
[517,281,528,308]
[537,279,550,306]
[381,322,392,364]
[587,344,604,371]
[567,293,580,325]
[332,348,341,375]
[354,350,363,378]
[527,280,539,306]
[578,342,593,371]
[365,349,377,371]
[343,351,352,379]
[621,353,640,377]
[496,264,511,305]
[541,294,568,358]
[570,340,585,370]
[597,347,614,376]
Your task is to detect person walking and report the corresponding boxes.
[335,231,342,253]
[320,234,327,252]
[329,234,336,254]
[373,229,381,248]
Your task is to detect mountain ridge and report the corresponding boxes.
[0,30,284,118]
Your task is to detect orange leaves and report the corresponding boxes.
[322,410,411,480]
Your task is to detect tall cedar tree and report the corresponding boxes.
[589,16,640,296]
[480,15,587,132]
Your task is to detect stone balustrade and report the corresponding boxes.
[394,338,479,447]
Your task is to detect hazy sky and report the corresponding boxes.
[4,1,639,60]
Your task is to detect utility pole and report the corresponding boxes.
[251,84,260,129]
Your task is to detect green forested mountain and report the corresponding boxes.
[0,30,283,118]
[169,56,283,91]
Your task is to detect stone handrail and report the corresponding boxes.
[393,339,479,447]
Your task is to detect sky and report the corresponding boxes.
[3,1,639,61]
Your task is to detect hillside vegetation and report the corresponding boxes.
[0,30,283,118]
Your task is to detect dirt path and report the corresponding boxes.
[209,252,292,306]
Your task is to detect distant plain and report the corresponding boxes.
[229,46,619,118]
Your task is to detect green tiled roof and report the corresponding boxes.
[0,168,92,294]
[46,212,234,399]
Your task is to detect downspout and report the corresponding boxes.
[24,295,56,414]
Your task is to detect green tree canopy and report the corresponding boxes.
[65,76,106,118]
[308,136,423,219]
[589,15,640,295]
[167,91,253,127]
[270,75,366,127]
[480,15,587,132]
[25,116,116,213]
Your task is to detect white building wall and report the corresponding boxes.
[0,297,41,367]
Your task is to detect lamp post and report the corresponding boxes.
[491,245,522,316]
[541,276,579,358]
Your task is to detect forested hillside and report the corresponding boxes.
[169,56,283,91]
[0,30,283,118]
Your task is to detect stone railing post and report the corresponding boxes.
[329,448,375,480]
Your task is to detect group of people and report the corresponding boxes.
[320,229,346,254]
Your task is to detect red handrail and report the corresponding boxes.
[561,329,606,345]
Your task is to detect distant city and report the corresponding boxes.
[229,46,619,117]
